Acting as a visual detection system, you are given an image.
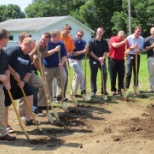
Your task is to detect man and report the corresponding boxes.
[144,27,154,92]
[29,32,51,111]
[108,30,130,95]
[69,30,88,96]
[38,30,67,103]
[89,27,109,97]
[4,37,37,130]
[19,33,51,116]
[60,24,75,100]
[126,26,144,90]
[0,29,16,140]
[18,32,29,45]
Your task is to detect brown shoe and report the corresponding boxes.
[0,134,16,141]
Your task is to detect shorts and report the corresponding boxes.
[3,83,33,107]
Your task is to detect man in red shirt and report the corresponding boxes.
[108,30,130,95]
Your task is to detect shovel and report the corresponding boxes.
[7,89,30,141]
[58,51,69,110]
[19,86,42,132]
[82,54,91,101]
[121,43,129,99]
[134,53,140,95]
[65,59,78,106]
[38,54,56,123]
[100,63,108,100]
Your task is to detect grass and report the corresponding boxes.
[68,54,149,95]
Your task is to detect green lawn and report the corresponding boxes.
[69,53,149,95]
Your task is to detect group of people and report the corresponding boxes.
[0,24,154,141]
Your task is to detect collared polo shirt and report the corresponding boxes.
[60,34,75,53]
[89,38,109,62]
[69,38,86,60]
[127,34,144,55]
[144,36,154,58]
[109,36,130,60]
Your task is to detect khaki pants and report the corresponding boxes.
[38,66,66,104]
[18,72,43,117]
[0,85,7,137]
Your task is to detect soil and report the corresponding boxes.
[0,93,154,154]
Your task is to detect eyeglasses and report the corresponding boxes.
[77,35,83,37]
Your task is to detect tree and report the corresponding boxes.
[111,0,154,36]
[0,4,25,22]
[25,0,86,17]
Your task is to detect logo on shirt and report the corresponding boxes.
[17,57,29,65]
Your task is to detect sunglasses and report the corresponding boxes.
[77,35,83,37]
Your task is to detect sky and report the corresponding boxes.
[0,0,32,12]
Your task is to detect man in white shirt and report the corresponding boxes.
[126,26,144,90]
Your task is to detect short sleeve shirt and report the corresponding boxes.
[0,49,9,84]
[127,34,144,54]
[89,38,109,62]
[69,38,86,60]
[60,34,75,53]
[144,36,154,58]
[5,46,31,85]
[43,40,67,68]
[109,36,130,60]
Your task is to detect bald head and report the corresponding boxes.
[150,27,154,37]
[20,37,36,54]
[118,30,125,41]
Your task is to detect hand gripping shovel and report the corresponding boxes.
[19,86,42,131]
[121,43,129,99]
[82,54,91,101]
[38,56,55,124]
[58,51,69,111]
[65,59,78,106]
[7,89,30,141]
[134,53,140,95]
[100,63,108,100]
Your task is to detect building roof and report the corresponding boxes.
[0,16,94,32]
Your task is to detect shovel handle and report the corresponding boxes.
[20,86,42,131]
[7,89,30,140]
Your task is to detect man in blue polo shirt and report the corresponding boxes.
[69,30,88,97]
[38,30,67,102]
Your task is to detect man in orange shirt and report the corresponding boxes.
[60,24,75,100]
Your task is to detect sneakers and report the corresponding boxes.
[81,90,86,95]
[24,119,41,126]
[7,125,14,133]
[0,134,16,141]
[74,94,82,98]
[57,95,68,101]
[37,106,52,110]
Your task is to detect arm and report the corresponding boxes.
[45,45,60,57]
[72,46,88,56]
[145,43,154,51]
[112,38,127,48]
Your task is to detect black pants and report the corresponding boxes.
[126,54,140,88]
[89,61,107,94]
[108,58,124,92]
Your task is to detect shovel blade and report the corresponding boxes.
[70,95,78,106]
[82,93,91,101]
[52,108,59,119]
[47,112,54,124]
[61,102,68,112]
[134,86,140,95]
[121,89,129,99]
[103,95,108,100]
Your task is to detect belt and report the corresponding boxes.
[70,58,81,61]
